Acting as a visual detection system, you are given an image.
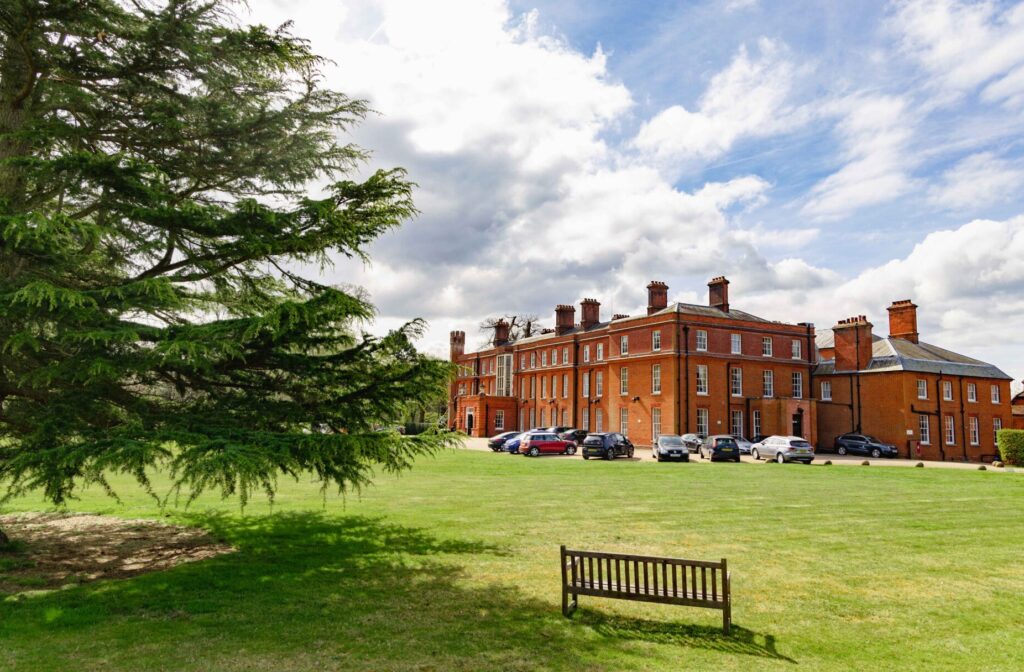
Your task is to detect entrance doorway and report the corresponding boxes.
[791,411,803,438]
[466,408,475,436]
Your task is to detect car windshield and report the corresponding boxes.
[732,435,748,442]
[659,436,684,447]
[861,436,879,443]
[715,438,738,448]
[791,440,812,448]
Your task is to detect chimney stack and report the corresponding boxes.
[647,281,669,315]
[492,319,510,346]
[832,316,873,372]
[708,276,730,312]
[580,298,601,330]
[449,330,465,358]
[555,304,576,335]
[887,300,919,344]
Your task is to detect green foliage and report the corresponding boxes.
[0,0,457,510]
[997,429,1024,466]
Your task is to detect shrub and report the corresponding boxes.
[978,465,987,471]
[861,460,870,466]
[993,460,1004,468]
[997,429,1024,466]
[823,460,832,466]
[915,462,924,468]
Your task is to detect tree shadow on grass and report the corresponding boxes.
[1,512,796,671]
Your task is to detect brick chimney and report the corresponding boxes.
[555,304,576,335]
[647,281,668,315]
[580,298,601,330]
[492,319,510,346]
[708,276,730,312]
[449,330,465,359]
[832,316,873,372]
[887,300,919,344]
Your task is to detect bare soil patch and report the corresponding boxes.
[0,512,233,594]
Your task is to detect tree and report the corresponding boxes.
[0,0,457,544]
[478,314,540,344]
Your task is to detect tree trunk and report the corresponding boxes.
[0,526,9,548]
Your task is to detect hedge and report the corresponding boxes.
[997,428,1024,466]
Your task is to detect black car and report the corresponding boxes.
[700,435,742,462]
[487,431,521,452]
[834,433,899,458]
[581,433,635,460]
[559,428,589,445]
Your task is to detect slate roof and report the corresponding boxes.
[814,328,1010,380]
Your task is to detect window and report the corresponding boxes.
[552,375,558,398]
[562,374,568,398]
[652,364,662,394]
[968,383,977,402]
[552,348,558,365]
[730,410,743,437]
[696,365,709,395]
[821,380,832,401]
[562,409,568,426]
[994,418,1003,445]
[540,409,546,427]
[731,334,742,354]
[530,352,536,368]
[541,351,548,367]
[620,408,629,436]
[529,408,535,429]
[583,345,590,363]
[496,354,512,396]
[620,367,629,395]
[458,383,465,396]
[762,337,773,357]
[541,376,547,398]
[597,343,604,360]
[792,340,802,359]
[652,330,662,351]
[595,409,603,433]
[942,381,952,401]
[969,416,979,445]
[582,372,590,397]
[696,330,707,351]
[792,372,803,399]
[495,410,504,430]
[763,370,774,397]
[652,408,662,440]
[919,414,930,445]
[595,371,603,397]
[562,347,569,364]
[582,408,589,430]
[620,335,629,355]
[530,377,535,399]
[944,415,955,445]
[697,408,709,437]
[991,385,1001,404]
[520,355,526,369]
[917,379,928,399]
[752,410,761,438]
[730,367,743,397]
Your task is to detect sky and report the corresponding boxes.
[250,0,1024,389]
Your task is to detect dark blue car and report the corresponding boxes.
[504,432,528,454]
[487,431,520,452]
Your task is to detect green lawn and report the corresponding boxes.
[2,450,1023,671]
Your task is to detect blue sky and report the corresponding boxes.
[254,0,1024,387]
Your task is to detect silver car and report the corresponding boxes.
[652,435,690,462]
[680,433,702,453]
[732,435,753,455]
[751,435,815,464]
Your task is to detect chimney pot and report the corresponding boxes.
[555,304,576,335]
[580,298,601,329]
[646,280,669,315]
[887,299,919,344]
[708,276,730,312]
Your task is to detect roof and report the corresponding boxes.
[814,328,1011,380]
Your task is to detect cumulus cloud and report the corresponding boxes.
[928,152,1024,210]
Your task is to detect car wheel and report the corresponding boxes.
[752,448,760,460]
[871,448,881,458]
[654,452,660,462]
[583,454,590,460]
[528,446,539,457]
[565,445,576,456]
[627,447,634,458]
[606,448,615,461]
[837,445,847,455]
[734,456,741,463]
[776,452,786,464]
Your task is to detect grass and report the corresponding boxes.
[2,450,1024,671]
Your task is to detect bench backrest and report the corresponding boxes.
[561,546,728,605]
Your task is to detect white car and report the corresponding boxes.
[750,435,815,464]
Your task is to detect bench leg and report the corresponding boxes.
[562,587,577,618]
[723,602,731,636]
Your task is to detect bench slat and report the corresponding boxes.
[564,549,726,568]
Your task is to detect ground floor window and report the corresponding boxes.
[495,410,504,430]
[994,417,1002,445]
[730,410,743,437]
[919,414,930,444]
[540,408,547,427]
[969,416,979,445]
[944,415,955,445]
[652,407,662,440]
[596,409,603,432]
[821,380,832,401]
[697,408,709,437]
[529,408,536,429]
[620,408,628,436]
[752,410,761,438]
[582,408,589,431]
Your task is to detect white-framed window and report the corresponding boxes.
[496,354,512,396]
[821,380,832,401]
[752,410,761,438]
[562,374,568,399]
[596,408,603,432]
[540,408,547,426]
[730,410,743,437]
[792,372,803,399]
[696,330,707,351]
[652,364,662,394]
[552,375,558,398]
[520,354,526,369]
[597,343,604,360]
[530,352,536,368]
[620,367,629,396]
[917,379,928,399]
[991,385,1001,404]
[529,408,535,428]
[530,377,535,399]
[583,345,590,363]
[562,347,569,364]
[942,381,952,401]
[696,408,709,437]
[730,367,743,397]
[541,351,548,367]
[620,408,629,436]
[562,409,568,426]
[762,337,773,357]
[731,333,742,354]
[582,408,589,430]
[552,348,558,365]
[541,376,547,398]
[763,370,774,397]
[582,372,590,397]
[968,383,977,402]
[696,365,709,395]
[994,417,1003,445]
[792,340,802,359]
[919,414,930,444]
[458,383,465,396]
[620,335,629,355]
[495,410,504,430]
[595,371,603,397]
[969,416,979,445]
[945,415,955,445]
[652,407,662,440]
[652,330,661,351]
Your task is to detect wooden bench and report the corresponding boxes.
[560,546,731,634]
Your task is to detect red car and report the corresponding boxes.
[521,432,577,457]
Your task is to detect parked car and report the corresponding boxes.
[559,429,588,445]
[751,435,815,464]
[504,432,528,454]
[521,432,577,457]
[749,434,770,445]
[487,431,520,452]
[544,426,573,435]
[834,433,898,458]
[581,433,635,460]
[652,435,690,462]
[700,435,741,462]
[732,435,753,455]
[681,433,703,453]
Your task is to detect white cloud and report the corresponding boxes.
[724,0,760,13]
[928,151,1024,209]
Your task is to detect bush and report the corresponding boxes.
[823,460,832,466]
[861,460,870,466]
[997,429,1024,466]
[915,462,924,468]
